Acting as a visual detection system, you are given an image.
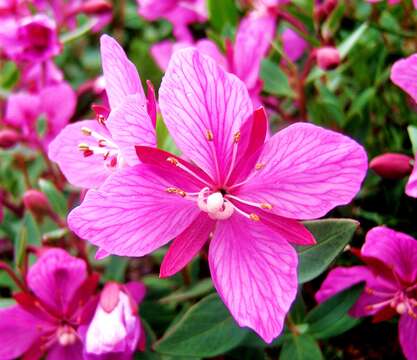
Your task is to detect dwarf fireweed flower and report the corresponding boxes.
[316,226,417,360]
[82,281,146,359]
[0,248,99,359]
[69,48,367,342]
[49,35,156,189]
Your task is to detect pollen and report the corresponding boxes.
[233,131,241,143]
[81,127,92,136]
[206,129,214,141]
[166,157,179,165]
[249,213,260,221]
[255,163,265,170]
[165,187,186,197]
[78,143,90,151]
[260,203,273,210]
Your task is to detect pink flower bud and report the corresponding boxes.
[80,0,112,15]
[23,190,51,215]
[0,129,19,149]
[370,153,413,179]
[316,46,341,70]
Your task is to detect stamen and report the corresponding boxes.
[166,157,212,187]
[224,132,241,185]
[81,127,92,136]
[78,143,90,151]
[165,187,186,197]
[98,139,107,147]
[228,201,261,221]
[166,157,178,165]
[255,163,265,170]
[206,130,213,141]
[233,131,241,143]
[250,213,260,221]
[225,194,273,211]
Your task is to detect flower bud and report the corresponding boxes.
[314,0,338,21]
[79,0,112,15]
[23,190,51,215]
[0,129,20,149]
[370,153,413,180]
[316,46,341,70]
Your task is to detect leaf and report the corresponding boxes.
[156,116,180,155]
[408,125,417,156]
[38,179,67,217]
[261,59,295,98]
[297,219,358,283]
[14,224,27,270]
[338,23,369,59]
[305,284,363,339]
[155,293,248,357]
[23,212,41,246]
[207,0,238,33]
[279,334,323,360]
[0,61,19,90]
[0,298,15,308]
[103,255,129,282]
[159,278,214,304]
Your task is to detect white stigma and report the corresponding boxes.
[198,189,234,220]
[206,192,224,213]
[396,302,407,315]
[57,327,77,346]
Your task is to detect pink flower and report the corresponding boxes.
[82,282,146,359]
[315,46,341,70]
[151,11,275,105]
[282,27,307,62]
[316,226,417,360]
[48,35,156,189]
[68,48,368,342]
[0,248,99,359]
[391,53,417,104]
[370,153,413,180]
[4,81,76,148]
[137,0,206,41]
[0,14,61,62]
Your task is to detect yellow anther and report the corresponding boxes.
[233,131,241,143]
[260,203,273,210]
[249,213,260,221]
[206,130,214,141]
[167,157,179,165]
[78,143,90,151]
[81,127,92,136]
[255,163,265,170]
[165,187,186,197]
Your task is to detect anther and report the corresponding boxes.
[78,143,90,151]
[249,213,260,221]
[165,187,186,197]
[255,163,265,170]
[233,131,241,143]
[260,203,273,210]
[206,130,214,141]
[81,127,92,136]
[97,114,106,125]
[98,139,107,147]
[83,149,94,157]
[166,157,179,165]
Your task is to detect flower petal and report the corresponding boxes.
[391,54,417,103]
[27,248,88,315]
[100,34,145,109]
[406,165,417,198]
[159,48,253,183]
[235,123,368,220]
[68,164,201,257]
[209,215,298,343]
[106,95,156,166]
[160,212,215,277]
[46,340,84,360]
[0,306,45,359]
[48,120,112,189]
[399,315,417,360]
[361,226,417,284]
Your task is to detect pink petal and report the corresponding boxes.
[195,39,227,68]
[406,165,417,198]
[160,212,215,277]
[95,248,110,260]
[68,164,202,257]
[106,95,156,166]
[233,13,275,91]
[46,340,84,360]
[361,226,417,284]
[159,48,253,183]
[5,91,40,128]
[209,215,298,343]
[235,123,368,220]
[151,40,174,71]
[100,34,145,109]
[48,120,112,189]
[391,54,417,103]
[0,306,45,359]
[27,248,88,315]
[282,27,307,62]
[124,281,147,304]
[399,315,417,360]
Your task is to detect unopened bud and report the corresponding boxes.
[316,46,341,70]
[23,190,51,215]
[80,0,112,14]
[370,153,413,180]
[314,0,338,21]
[0,129,20,149]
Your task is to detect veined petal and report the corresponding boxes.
[209,215,298,343]
[27,248,88,315]
[0,306,46,359]
[406,165,417,198]
[100,35,145,109]
[159,48,253,183]
[399,315,417,360]
[48,120,112,189]
[391,54,417,103]
[46,340,84,360]
[106,95,156,166]
[235,123,368,220]
[361,226,417,284]
[68,164,201,257]
[160,212,215,277]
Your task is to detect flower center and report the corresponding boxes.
[57,325,77,347]
[198,190,234,220]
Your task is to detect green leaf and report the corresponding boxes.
[14,224,27,270]
[279,334,323,360]
[159,278,214,304]
[261,59,295,98]
[36,115,48,139]
[207,0,238,33]
[155,293,248,357]
[305,284,363,339]
[297,219,358,283]
[23,212,41,246]
[38,179,67,217]
[408,125,417,156]
[347,87,376,119]
[0,61,20,90]
[0,298,15,308]
[103,256,129,282]
[156,116,180,155]
[338,23,368,59]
